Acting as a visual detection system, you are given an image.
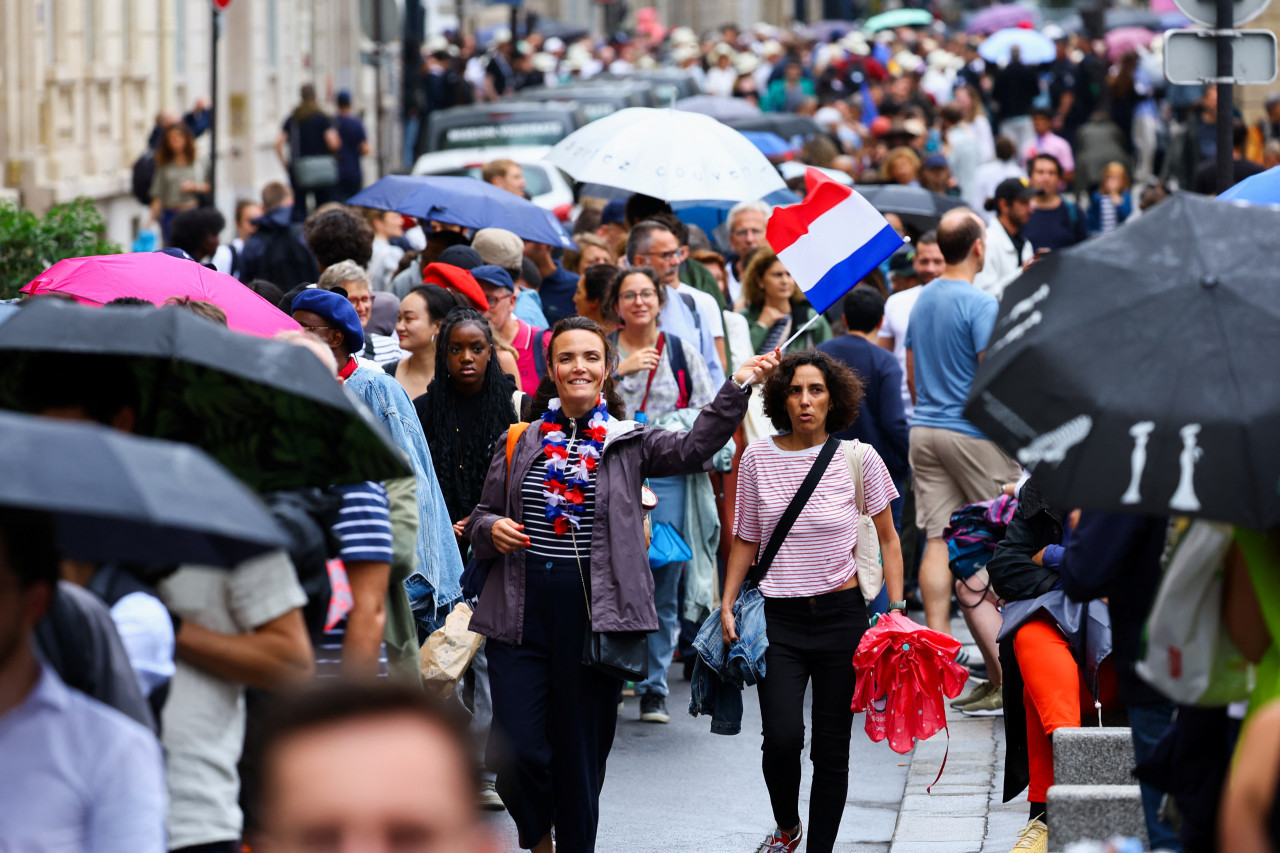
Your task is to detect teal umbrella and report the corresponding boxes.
[865,9,935,31]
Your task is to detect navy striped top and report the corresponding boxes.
[520,418,598,561]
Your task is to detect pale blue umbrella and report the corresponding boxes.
[978,28,1057,65]
[865,8,935,32]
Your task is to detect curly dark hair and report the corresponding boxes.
[414,308,519,522]
[528,316,627,421]
[302,207,374,270]
[761,350,864,434]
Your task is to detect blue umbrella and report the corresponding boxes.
[672,188,802,239]
[978,28,1057,66]
[739,131,793,159]
[348,175,575,249]
[1216,165,1280,205]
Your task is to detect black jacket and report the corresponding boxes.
[988,479,1064,603]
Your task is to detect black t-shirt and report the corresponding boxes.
[283,112,332,158]
[1193,157,1265,195]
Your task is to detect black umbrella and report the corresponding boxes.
[964,193,1280,529]
[853,184,970,234]
[0,410,287,566]
[0,300,410,492]
[724,113,824,140]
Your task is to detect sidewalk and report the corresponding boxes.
[888,620,1026,853]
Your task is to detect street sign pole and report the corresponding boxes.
[1217,0,1234,194]
[210,4,220,202]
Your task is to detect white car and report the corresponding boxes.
[410,145,577,223]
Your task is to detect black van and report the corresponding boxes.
[423,102,588,152]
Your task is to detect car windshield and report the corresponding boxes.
[429,165,553,197]
[436,119,567,150]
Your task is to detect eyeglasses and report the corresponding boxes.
[348,296,372,306]
[619,289,658,303]
[639,248,683,264]
[300,325,333,334]
[732,227,765,238]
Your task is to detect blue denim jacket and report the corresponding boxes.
[345,368,463,614]
[689,587,769,734]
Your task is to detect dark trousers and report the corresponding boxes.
[757,588,868,853]
[487,558,621,852]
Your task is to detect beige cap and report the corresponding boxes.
[472,228,525,271]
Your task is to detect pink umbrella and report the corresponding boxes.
[21,253,301,338]
[1106,26,1155,60]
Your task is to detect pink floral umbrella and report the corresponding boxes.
[1106,27,1156,60]
[22,253,300,338]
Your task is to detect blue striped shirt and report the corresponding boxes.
[318,482,392,677]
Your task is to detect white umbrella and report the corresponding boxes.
[544,107,787,202]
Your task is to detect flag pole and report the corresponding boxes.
[732,311,825,390]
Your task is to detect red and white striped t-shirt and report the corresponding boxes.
[734,437,899,598]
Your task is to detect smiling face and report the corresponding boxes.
[550,328,607,417]
[762,260,795,303]
[346,280,373,325]
[615,272,660,331]
[445,322,492,396]
[785,364,830,437]
[396,291,439,354]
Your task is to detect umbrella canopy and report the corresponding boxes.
[1,410,287,567]
[1104,7,1164,30]
[978,27,1057,65]
[865,8,935,31]
[1105,26,1155,60]
[724,112,825,141]
[0,300,410,492]
[348,175,575,249]
[852,612,968,755]
[965,4,1039,35]
[964,193,1280,529]
[674,95,761,121]
[21,253,300,338]
[545,107,786,203]
[852,184,969,233]
[1217,165,1280,206]
[672,187,803,239]
[740,130,794,159]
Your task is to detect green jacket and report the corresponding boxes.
[740,302,833,355]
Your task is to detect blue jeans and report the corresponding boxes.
[1128,700,1182,851]
[638,475,685,698]
[405,573,453,644]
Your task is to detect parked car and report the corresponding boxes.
[422,102,588,152]
[505,80,653,122]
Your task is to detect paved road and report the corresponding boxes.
[483,670,911,852]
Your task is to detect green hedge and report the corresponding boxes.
[0,197,122,300]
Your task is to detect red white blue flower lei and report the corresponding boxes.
[539,393,609,536]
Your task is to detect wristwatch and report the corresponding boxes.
[887,600,908,613]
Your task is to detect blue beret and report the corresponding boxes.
[291,288,365,354]
[470,264,515,292]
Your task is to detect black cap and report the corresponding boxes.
[984,177,1042,211]
[888,247,916,275]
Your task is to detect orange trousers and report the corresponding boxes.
[1012,615,1118,802]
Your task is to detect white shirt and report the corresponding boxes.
[658,284,726,383]
[110,592,175,698]
[970,159,1026,217]
[726,261,744,308]
[211,238,246,279]
[0,660,167,853]
[878,284,926,421]
[367,237,405,293]
[159,551,307,848]
[972,219,1034,301]
[705,66,738,99]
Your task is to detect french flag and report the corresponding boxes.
[767,168,904,314]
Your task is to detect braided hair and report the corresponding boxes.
[416,307,519,522]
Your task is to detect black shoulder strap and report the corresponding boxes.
[666,332,690,401]
[745,436,840,587]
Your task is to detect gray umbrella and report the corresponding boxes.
[1,410,287,567]
[675,95,762,121]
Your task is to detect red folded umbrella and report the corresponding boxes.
[852,613,969,787]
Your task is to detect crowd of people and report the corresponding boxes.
[8,9,1280,853]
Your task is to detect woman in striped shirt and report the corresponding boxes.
[723,350,905,853]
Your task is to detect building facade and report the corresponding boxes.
[1,0,394,247]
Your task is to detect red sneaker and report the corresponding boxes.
[756,822,802,853]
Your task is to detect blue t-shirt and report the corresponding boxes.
[334,115,367,183]
[903,279,998,439]
[539,261,580,326]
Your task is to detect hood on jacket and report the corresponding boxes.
[251,206,295,232]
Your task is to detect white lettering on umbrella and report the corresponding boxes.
[1121,422,1156,505]
[988,310,1042,356]
[1169,424,1204,512]
[1017,415,1092,468]
[1003,283,1050,326]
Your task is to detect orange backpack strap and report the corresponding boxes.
[506,422,531,470]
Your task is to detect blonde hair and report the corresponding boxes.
[882,146,922,184]
[1102,161,1131,191]
[564,232,617,273]
[741,248,802,308]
